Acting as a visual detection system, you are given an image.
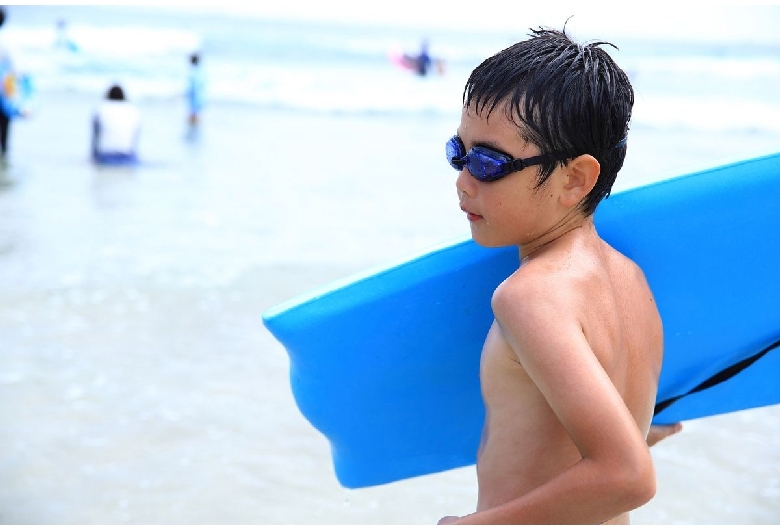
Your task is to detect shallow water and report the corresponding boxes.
[0,85,779,524]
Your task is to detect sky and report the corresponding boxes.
[25,2,780,47]
[146,1,780,45]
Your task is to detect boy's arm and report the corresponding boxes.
[453,279,655,525]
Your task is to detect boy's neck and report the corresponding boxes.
[519,214,593,263]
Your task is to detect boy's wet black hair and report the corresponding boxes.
[463,26,634,216]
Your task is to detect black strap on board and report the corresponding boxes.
[653,336,780,417]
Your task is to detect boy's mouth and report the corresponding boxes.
[461,205,483,222]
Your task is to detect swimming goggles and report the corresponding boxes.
[446,135,556,182]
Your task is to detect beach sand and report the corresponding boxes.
[0,91,778,524]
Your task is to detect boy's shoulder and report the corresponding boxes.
[491,257,577,325]
[490,235,626,326]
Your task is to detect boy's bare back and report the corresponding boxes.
[476,224,663,524]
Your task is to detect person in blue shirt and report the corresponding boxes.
[0,7,32,164]
[187,52,205,128]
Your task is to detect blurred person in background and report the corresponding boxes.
[187,51,205,132]
[91,83,141,165]
[0,6,33,166]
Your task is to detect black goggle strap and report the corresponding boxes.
[506,154,558,172]
[505,136,627,173]
[508,135,628,169]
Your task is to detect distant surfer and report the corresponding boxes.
[91,84,141,165]
[395,39,446,76]
[412,39,433,76]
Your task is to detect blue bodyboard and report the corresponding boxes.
[262,152,780,488]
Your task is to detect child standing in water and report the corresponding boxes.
[187,52,205,130]
[438,27,663,525]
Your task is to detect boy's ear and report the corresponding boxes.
[559,154,600,208]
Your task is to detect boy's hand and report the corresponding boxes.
[438,515,461,525]
[647,422,683,447]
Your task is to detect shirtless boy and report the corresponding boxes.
[438,27,664,524]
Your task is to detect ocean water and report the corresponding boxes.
[6,5,780,134]
[0,4,779,524]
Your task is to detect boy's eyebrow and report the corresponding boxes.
[456,132,510,155]
[473,139,510,153]
[473,139,523,159]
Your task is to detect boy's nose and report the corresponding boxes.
[455,169,476,198]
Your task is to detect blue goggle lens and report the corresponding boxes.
[446,135,512,182]
[446,136,464,168]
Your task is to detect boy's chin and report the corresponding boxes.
[471,234,515,249]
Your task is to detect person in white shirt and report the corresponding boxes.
[91,84,140,165]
